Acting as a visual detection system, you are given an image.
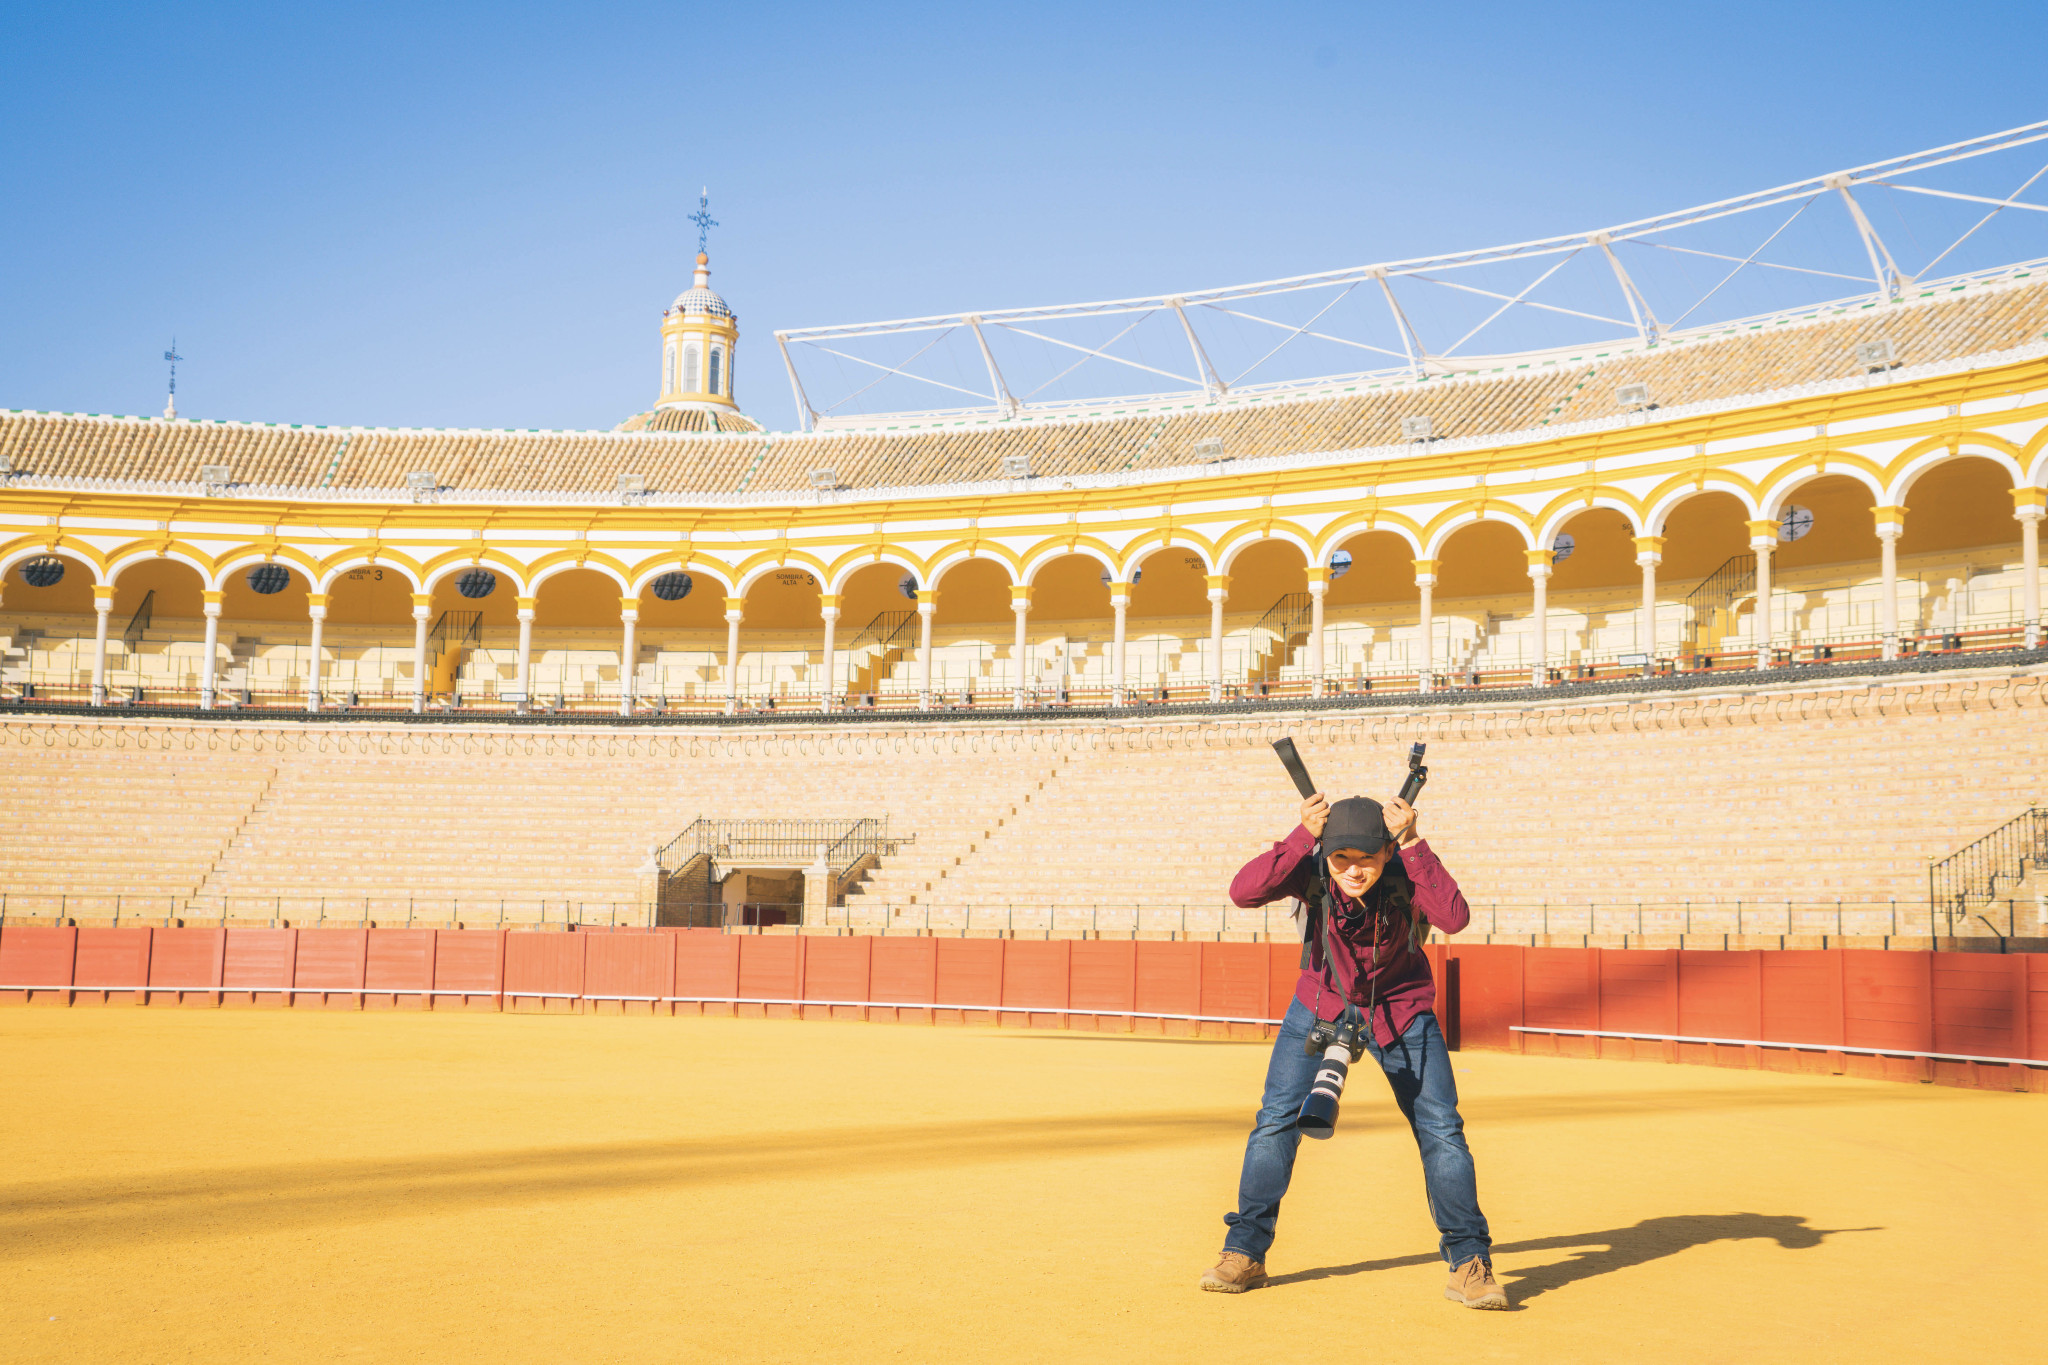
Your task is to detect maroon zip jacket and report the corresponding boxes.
[1229,824,1471,1047]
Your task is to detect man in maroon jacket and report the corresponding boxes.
[1199,789,1507,1309]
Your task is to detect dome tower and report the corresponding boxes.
[657,251,741,416]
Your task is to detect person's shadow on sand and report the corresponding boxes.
[1265,1213,1879,1304]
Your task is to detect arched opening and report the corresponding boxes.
[530,568,629,706]
[423,566,520,705]
[626,568,729,708]
[323,566,423,706]
[1433,520,1530,679]
[835,561,922,702]
[1765,473,1889,654]
[1124,547,1213,699]
[737,567,823,705]
[1656,491,1755,661]
[1898,455,2035,646]
[1545,507,1642,669]
[682,343,702,394]
[2,550,102,701]
[1225,539,1310,695]
[1320,529,1420,685]
[1022,554,1110,702]
[213,561,315,704]
[925,558,1010,703]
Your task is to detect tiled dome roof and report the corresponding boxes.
[669,286,733,320]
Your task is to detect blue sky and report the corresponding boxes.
[3,1,2045,434]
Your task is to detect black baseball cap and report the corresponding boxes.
[1321,796,1391,855]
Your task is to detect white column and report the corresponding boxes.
[2013,491,2043,650]
[1204,573,1229,701]
[618,598,639,716]
[1306,568,1329,697]
[199,591,223,709]
[409,593,431,713]
[1412,559,1436,693]
[305,594,327,711]
[1633,536,1664,673]
[1526,550,1554,686]
[915,591,936,710]
[1874,505,1905,660]
[1747,520,1779,668]
[818,594,840,712]
[90,586,113,705]
[514,596,536,712]
[1010,585,1031,709]
[1110,584,1130,707]
[723,596,745,715]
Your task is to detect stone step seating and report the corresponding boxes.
[0,749,274,900]
[846,698,2043,914]
[178,739,1060,914]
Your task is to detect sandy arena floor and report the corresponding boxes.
[1,1007,2042,1364]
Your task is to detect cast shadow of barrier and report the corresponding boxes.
[1265,1214,1881,1303]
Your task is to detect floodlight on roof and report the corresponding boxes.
[616,473,646,500]
[199,463,232,493]
[1001,455,1033,479]
[1193,437,1225,459]
[807,467,841,490]
[1854,338,1898,371]
[405,471,437,491]
[1400,415,1435,441]
[1615,383,1653,410]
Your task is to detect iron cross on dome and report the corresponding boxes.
[689,189,719,254]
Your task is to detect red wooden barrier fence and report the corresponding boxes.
[2,926,2041,1090]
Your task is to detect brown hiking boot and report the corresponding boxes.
[1199,1251,1268,1294]
[1444,1256,1508,1309]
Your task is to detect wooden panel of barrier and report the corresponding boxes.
[146,927,225,1006]
[736,935,799,1016]
[432,930,505,1009]
[868,937,936,1013]
[1442,944,1519,1050]
[1134,941,1200,1031]
[1843,949,1933,1054]
[295,928,367,1009]
[221,928,294,1004]
[1198,942,1268,1031]
[365,929,435,1010]
[0,925,77,1005]
[1070,940,1137,1017]
[503,932,585,1013]
[584,932,674,1014]
[934,939,1002,1016]
[72,926,152,1005]
[800,936,871,1020]
[1000,939,1068,1016]
[1931,954,2028,1060]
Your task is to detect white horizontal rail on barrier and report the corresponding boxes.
[1509,1025,2044,1069]
[0,983,1279,1024]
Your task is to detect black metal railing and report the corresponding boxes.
[1929,806,2047,936]
[1253,592,1312,646]
[427,610,482,670]
[847,610,916,656]
[121,590,154,654]
[1683,553,1754,654]
[655,817,904,878]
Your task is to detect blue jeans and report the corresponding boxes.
[1222,997,1490,1267]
